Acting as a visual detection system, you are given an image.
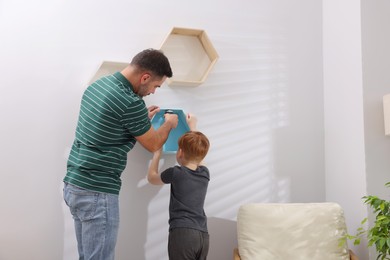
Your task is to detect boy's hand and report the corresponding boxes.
[186,113,198,131]
[148,105,160,119]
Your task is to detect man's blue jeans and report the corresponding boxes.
[63,183,119,260]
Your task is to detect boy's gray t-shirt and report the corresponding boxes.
[161,165,210,233]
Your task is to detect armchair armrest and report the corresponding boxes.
[233,247,240,260]
[349,250,359,260]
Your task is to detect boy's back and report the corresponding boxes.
[161,165,209,232]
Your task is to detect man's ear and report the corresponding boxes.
[140,73,151,84]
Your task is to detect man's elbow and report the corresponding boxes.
[135,127,164,152]
[149,144,161,153]
[141,142,161,153]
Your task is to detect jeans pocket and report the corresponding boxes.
[64,184,99,221]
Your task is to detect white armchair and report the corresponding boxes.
[234,203,357,260]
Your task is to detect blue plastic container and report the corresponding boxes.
[151,109,190,154]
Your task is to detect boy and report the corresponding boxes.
[147,114,210,260]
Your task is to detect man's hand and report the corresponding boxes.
[148,105,160,119]
[164,113,178,129]
[136,109,177,152]
[186,113,198,131]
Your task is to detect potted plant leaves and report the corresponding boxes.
[343,182,390,260]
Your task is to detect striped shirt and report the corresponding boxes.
[64,72,151,194]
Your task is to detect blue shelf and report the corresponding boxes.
[151,109,190,154]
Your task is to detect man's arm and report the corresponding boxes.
[136,113,178,152]
[147,149,165,185]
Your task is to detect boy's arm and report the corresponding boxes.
[147,149,165,185]
[186,113,197,131]
[187,113,206,166]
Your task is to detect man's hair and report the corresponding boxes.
[130,48,173,78]
[178,131,210,162]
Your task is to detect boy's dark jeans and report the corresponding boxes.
[168,228,209,260]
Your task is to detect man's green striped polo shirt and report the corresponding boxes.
[64,72,151,195]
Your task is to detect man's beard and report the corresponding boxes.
[137,84,148,97]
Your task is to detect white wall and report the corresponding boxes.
[322,1,369,259]
[361,1,390,258]
[0,1,328,260]
[324,1,390,259]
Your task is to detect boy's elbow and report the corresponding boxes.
[147,174,163,185]
[147,174,157,185]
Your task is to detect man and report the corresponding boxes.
[63,48,178,260]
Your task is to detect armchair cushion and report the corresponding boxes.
[237,203,350,260]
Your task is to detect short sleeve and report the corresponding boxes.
[161,167,176,184]
[121,100,151,136]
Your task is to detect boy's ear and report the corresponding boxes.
[177,148,185,159]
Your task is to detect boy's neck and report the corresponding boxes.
[182,162,198,171]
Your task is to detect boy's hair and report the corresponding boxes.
[130,48,173,78]
[178,131,210,162]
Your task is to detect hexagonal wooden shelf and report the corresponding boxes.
[88,61,128,85]
[160,27,218,87]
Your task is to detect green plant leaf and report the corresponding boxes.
[348,182,390,259]
[379,239,386,250]
[338,239,346,247]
